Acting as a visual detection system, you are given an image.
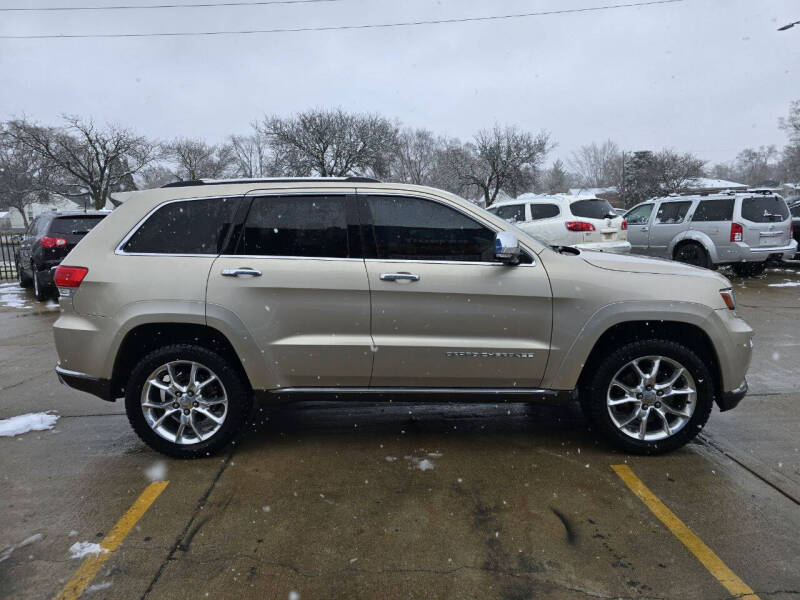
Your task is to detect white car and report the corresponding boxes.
[487,194,631,253]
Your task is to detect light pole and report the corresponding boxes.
[778,20,800,31]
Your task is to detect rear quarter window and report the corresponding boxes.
[122,197,240,254]
[529,204,560,220]
[740,196,789,223]
[691,199,734,222]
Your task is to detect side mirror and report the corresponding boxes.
[494,231,521,263]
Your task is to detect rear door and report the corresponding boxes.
[360,192,552,388]
[689,198,734,261]
[649,200,692,257]
[206,190,373,389]
[738,195,792,250]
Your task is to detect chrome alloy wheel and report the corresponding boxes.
[606,355,697,442]
[141,360,228,445]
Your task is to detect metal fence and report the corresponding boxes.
[1,233,21,281]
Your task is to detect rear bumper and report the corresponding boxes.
[718,379,747,412]
[55,365,114,402]
[731,240,797,262]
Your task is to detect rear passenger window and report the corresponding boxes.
[741,196,789,223]
[238,195,350,258]
[123,197,239,254]
[655,201,691,224]
[494,205,525,222]
[691,199,734,222]
[529,204,560,220]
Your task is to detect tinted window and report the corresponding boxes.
[368,195,496,262]
[123,197,239,254]
[741,196,789,223]
[239,195,349,258]
[624,204,653,225]
[570,199,616,219]
[530,204,560,220]
[791,204,800,218]
[691,199,734,222]
[655,201,691,224]
[50,216,105,235]
[494,205,525,222]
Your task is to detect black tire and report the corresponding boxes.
[32,266,50,301]
[125,344,252,458]
[581,339,714,454]
[731,262,766,277]
[17,260,32,288]
[673,242,710,269]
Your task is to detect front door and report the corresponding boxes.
[649,200,693,257]
[206,191,373,389]
[360,193,552,388]
[624,203,654,254]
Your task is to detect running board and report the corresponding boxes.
[260,387,577,404]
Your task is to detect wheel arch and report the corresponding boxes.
[576,320,722,403]
[669,231,718,263]
[110,322,252,399]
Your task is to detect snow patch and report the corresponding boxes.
[86,581,113,593]
[69,541,107,560]
[768,281,800,287]
[416,459,435,471]
[0,283,31,309]
[0,533,42,562]
[144,461,167,482]
[0,412,59,437]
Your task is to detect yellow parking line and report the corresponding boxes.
[612,465,759,600]
[55,481,169,600]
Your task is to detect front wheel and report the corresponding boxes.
[673,242,710,269]
[581,340,714,454]
[125,344,252,458]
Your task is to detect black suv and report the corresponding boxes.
[790,199,800,259]
[16,211,108,300]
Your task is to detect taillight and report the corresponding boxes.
[621,220,628,231]
[40,236,67,248]
[54,266,88,297]
[565,221,595,232]
[730,223,743,242]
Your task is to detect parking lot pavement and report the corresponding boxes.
[1,266,799,600]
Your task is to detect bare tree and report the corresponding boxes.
[655,148,706,193]
[230,131,276,178]
[7,116,158,210]
[0,123,54,227]
[257,108,398,178]
[164,137,236,181]
[569,140,622,188]
[391,128,441,185]
[779,99,800,144]
[448,125,552,206]
[138,164,176,189]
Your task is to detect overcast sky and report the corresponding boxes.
[1,0,798,168]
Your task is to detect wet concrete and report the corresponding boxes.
[1,266,799,600]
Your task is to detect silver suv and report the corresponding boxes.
[52,178,753,457]
[625,191,797,276]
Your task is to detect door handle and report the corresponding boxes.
[380,272,420,282]
[640,227,649,232]
[221,268,262,277]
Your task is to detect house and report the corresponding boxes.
[2,194,99,230]
[0,211,11,230]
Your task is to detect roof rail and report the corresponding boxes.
[161,176,380,189]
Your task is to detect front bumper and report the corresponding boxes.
[574,241,631,253]
[718,379,748,412]
[55,365,114,402]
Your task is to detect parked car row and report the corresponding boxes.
[487,190,797,277]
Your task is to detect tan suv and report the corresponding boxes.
[52,178,753,458]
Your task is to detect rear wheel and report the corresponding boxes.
[17,260,32,288]
[731,262,766,277]
[673,242,710,269]
[125,344,252,458]
[581,339,714,454]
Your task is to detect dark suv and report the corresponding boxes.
[16,211,108,300]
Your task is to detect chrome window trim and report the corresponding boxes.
[115,194,245,256]
[364,258,536,267]
[218,254,363,263]
[358,190,536,266]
